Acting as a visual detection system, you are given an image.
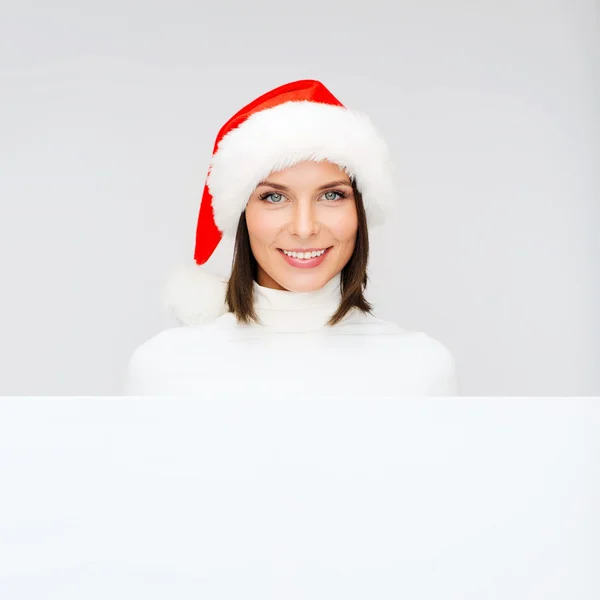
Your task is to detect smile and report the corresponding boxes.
[277,247,332,268]
[281,248,327,259]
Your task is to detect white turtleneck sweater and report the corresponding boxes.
[125,275,458,396]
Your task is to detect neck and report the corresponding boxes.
[251,274,343,332]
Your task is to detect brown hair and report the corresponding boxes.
[225,179,372,326]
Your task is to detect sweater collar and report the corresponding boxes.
[251,273,342,332]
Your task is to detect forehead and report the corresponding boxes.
[265,160,351,185]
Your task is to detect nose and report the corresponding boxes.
[288,198,320,239]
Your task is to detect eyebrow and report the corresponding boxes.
[256,179,352,191]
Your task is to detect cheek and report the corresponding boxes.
[245,204,280,246]
[324,204,358,244]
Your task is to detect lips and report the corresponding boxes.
[277,247,332,269]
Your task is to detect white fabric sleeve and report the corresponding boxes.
[421,334,460,396]
[123,346,146,396]
[123,338,164,396]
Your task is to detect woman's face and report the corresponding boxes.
[244,160,358,292]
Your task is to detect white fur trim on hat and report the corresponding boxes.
[164,264,228,325]
[207,101,393,235]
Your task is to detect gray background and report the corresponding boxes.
[1,0,598,395]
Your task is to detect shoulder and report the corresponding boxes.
[125,327,195,389]
[128,314,235,371]
[336,310,413,336]
[415,332,459,395]
[128,315,236,361]
[340,311,459,395]
[338,311,436,349]
[416,331,456,367]
[125,316,238,392]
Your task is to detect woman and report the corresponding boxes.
[125,80,458,396]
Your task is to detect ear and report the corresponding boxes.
[163,264,228,326]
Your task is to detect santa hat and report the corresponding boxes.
[165,79,393,325]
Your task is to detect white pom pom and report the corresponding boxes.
[163,264,228,325]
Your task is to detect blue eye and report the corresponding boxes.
[321,190,348,201]
[258,189,349,203]
[260,192,285,203]
[323,191,340,201]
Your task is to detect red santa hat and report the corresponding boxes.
[165,79,394,325]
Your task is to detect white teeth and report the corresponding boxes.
[282,249,326,259]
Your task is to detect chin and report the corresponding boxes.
[278,271,333,293]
